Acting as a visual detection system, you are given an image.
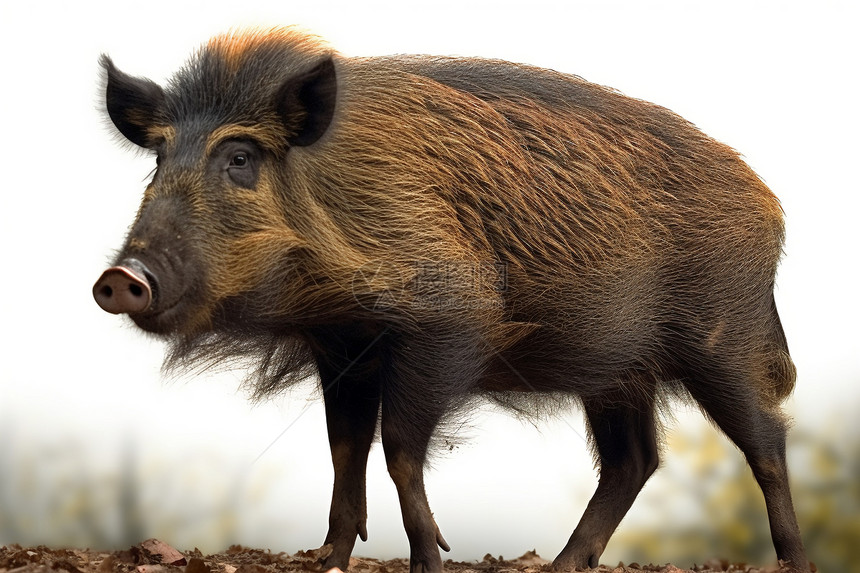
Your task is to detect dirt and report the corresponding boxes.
[0,540,809,573]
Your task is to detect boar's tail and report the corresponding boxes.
[764,293,797,406]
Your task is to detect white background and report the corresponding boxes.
[1,0,858,565]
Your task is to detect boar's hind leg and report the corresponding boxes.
[683,362,809,572]
[318,357,382,570]
[554,388,659,571]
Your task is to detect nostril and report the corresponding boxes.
[128,283,143,297]
[100,285,114,298]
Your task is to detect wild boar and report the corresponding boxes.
[93,28,808,573]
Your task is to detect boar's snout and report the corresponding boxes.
[93,259,153,315]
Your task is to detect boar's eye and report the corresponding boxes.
[214,140,260,189]
[230,153,248,167]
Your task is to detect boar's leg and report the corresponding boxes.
[315,334,384,571]
[379,338,473,573]
[320,373,381,569]
[684,369,809,572]
[381,412,450,573]
[554,388,659,570]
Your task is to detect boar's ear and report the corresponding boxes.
[101,55,165,148]
[277,57,337,147]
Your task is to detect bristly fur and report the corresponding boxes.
[113,23,796,446]
[99,26,807,572]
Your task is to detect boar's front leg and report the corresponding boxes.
[381,404,451,573]
[317,344,382,571]
[380,333,483,573]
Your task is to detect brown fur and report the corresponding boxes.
[96,27,808,573]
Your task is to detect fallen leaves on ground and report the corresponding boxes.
[0,540,812,573]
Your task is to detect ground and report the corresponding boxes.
[0,540,809,573]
